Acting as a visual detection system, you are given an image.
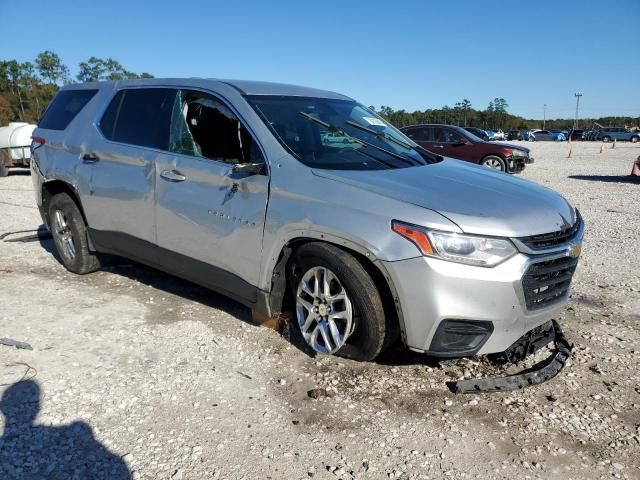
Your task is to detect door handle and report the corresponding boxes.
[432,145,444,149]
[82,153,100,163]
[160,170,187,182]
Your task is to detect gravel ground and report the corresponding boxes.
[0,141,639,480]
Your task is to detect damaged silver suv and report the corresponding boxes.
[31,79,583,367]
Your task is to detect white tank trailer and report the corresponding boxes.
[0,122,37,177]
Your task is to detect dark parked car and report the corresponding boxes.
[402,124,533,173]
[507,129,523,141]
[568,129,585,141]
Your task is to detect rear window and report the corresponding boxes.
[99,88,175,150]
[38,89,98,130]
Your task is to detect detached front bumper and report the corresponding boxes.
[506,155,532,173]
[384,251,574,357]
[448,320,572,394]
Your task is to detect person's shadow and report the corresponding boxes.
[0,380,131,479]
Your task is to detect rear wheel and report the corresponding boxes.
[290,242,389,361]
[631,135,639,143]
[481,155,506,172]
[49,193,101,274]
[602,136,611,143]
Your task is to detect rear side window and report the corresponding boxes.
[405,127,432,142]
[39,89,98,130]
[99,88,175,150]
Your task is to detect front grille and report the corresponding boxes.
[522,256,578,310]
[519,212,582,250]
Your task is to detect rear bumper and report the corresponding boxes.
[383,251,574,357]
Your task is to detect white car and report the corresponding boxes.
[492,129,505,141]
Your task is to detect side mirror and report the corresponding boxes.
[232,162,266,175]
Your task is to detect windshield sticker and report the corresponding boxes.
[362,116,387,127]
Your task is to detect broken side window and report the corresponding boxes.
[170,90,259,164]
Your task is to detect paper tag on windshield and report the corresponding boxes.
[362,116,387,127]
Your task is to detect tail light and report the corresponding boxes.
[31,136,46,153]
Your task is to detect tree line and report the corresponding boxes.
[370,99,639,132]
[0,51,153,125]
[1,51,637,131]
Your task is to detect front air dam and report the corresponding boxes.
[447,320,572,394]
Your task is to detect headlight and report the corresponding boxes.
[392,221,517,267]
[511,149,527,158]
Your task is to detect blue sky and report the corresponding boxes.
[2,0,639,119]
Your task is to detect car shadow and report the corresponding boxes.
[35,229,318,358]
[101,262,321,358]
[569,174,640,184]
[0,380,131,479]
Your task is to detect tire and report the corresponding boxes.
[481,155,506,172]
[289,242,390,361]
[48,193,101,274]
[0,164,8,177]
[602,136,611,143]
[631,136,639,143]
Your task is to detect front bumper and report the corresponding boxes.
[506,156,531,173]
[448,320,572,394]
[384,251,574,357]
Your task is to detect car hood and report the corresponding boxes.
[491,142,530,154]
[312,159,575,238]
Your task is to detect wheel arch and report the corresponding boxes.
[41,180,88,230]
[264,236,407,345]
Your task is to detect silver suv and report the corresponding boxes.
[595,127,640,143]
[31,79,584,362]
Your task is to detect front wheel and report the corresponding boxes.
[602,136,611,143]
[481,155,506,172]
[290,242,390,361]
[49,193,101,274]
[631,136,639,143]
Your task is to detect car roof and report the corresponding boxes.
[60,78,352,100]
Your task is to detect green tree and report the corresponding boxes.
[77,57,106,82]
[77,57,155,82]
[35,51,69,85]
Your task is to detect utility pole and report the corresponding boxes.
[574,92,583,129]
[543,104,546,129]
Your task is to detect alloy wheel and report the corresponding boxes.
[53,209,76,261]
[483,158,503,170]
[295,266,353,354]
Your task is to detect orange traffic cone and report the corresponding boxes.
[612,138,616,149]
[599,143,605,154]
[631,157,640,176]
[567,146,572,158]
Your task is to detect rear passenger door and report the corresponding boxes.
[87,88,175,245]
[403,126,435,151]
[154,89,269,295]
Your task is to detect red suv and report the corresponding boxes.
[401,124,533,173]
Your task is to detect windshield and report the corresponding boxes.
[247,95,437,170]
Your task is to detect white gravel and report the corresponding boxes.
[0,141,639,480]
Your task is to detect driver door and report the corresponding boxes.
[154,89,269,298]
